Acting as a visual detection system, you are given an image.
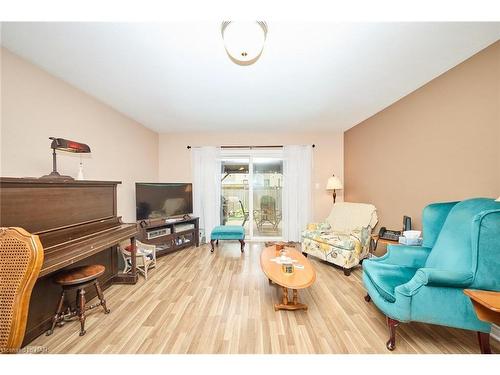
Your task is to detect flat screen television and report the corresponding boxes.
[136,183,193,221]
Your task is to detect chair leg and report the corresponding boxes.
[46,290,65,336]
[343,268,351,276]
[386,317,399,351]
[122,259,131,274]
[364,293,371,302]
[477,332,492,354]
[77,288,87,336]
[239,239,245,252]
[210,240,215,253]
[94,280,110,314]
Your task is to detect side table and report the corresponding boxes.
[370,235,399,255]
[464,289,500,354]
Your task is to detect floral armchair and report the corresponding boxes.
[301,202,378,275]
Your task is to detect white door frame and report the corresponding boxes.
[220,148,284,241]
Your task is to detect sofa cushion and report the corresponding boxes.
[363,261,418,303]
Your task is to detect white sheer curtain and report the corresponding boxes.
[191,146,222,243]
[282,145,313,242]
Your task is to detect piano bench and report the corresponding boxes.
[46,265,110,337]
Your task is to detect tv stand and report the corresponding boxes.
[136,216,199,257]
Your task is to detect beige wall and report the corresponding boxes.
[0,48,159,222]
[345,41,500,230]
[158,132,344,221]
[0,48,342,224]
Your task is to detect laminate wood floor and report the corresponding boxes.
[29,242,499,354]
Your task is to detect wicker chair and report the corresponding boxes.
[120,240,157,280]
[0,227,44,354]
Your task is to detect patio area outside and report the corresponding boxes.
[221,160,283,238]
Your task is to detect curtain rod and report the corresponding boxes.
[186,144,315,149]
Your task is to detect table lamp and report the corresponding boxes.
[326,174,343,204]
[41,137,91,179]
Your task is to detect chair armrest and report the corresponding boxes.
[137,241,156,252]
[371,245,432,268]
[305,222,331,231]
[396,268,473,297]
[416,268,473,287]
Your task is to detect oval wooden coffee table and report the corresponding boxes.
[260,245,316,311]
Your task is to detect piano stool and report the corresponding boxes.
[46,264,110,337]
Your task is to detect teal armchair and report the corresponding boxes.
[362,198,500,352]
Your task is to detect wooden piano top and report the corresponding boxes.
[0,177,123,185]
[1,177,120,233]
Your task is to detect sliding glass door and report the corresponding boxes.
[220,149,283,240]
[221,158,250,236]
[252,158,283,238]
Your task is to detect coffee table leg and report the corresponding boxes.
[274,287,308,311]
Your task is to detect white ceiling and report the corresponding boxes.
[1,22,499,132]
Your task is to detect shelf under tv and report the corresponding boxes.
[136,216,200,257]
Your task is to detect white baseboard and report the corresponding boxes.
[492,324,500,342]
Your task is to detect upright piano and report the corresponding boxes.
[0,177,138,345]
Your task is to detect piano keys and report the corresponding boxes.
[0,177,138,345]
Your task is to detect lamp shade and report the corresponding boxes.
[326,175,343,190]
[49,137,91,153]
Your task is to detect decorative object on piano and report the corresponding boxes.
[120,241,157,280]
[47,264,110,337]
[0,227,44,354]
[41,137,91,179]
[76,156,85,180]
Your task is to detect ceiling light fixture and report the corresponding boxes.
[221,21,268,66]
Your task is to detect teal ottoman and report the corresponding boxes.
[210,225,245,253]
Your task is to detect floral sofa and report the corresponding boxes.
[301,202,378,275]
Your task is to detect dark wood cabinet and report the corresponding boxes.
[136,217,199,257]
